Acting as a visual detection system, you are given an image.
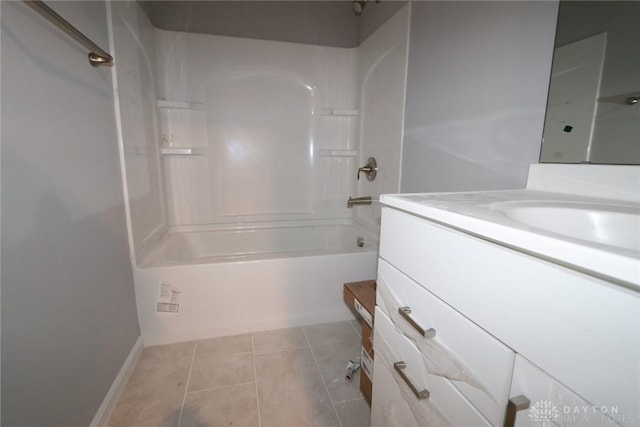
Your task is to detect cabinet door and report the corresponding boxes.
[371,307,492,427]
[371,354,421,427]
[377,259,514,425]
[508,355,620,427]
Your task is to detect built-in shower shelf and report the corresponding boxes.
[318,109,360,117]
[160,147,206,156]
[317,149,358,157]
[157,100,204,110]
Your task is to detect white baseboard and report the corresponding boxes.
[90,336,144,427]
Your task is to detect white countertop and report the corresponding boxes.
[381,189,640,289]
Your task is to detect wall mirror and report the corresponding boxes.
[540,1,639,165]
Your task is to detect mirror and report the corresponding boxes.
[540,1,640,165]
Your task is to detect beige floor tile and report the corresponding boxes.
[304,321,360,349]
[181,383,259,427]
[255,348,326,396]
[313,339,363,403]
[120,342,195,401]
[259,399,340,427]
[133,342,196,384]
[107,343,195,426]
[188,352,255,392]
[252,327,308,354]
[335,398,371,427]
[121,362,190,400]
[255,348,340,427]
[196,334,252,358]
[106,394,182,427]
[109,324,373,427]
[325,368,363,404]
[141,341,196,365]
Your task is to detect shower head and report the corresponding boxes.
[353,0,366,16]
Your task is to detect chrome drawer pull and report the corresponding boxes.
[398,307,436,338]
[504,395,530,427]
[394,361,430,400]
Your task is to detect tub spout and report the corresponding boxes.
[347,196,372,208]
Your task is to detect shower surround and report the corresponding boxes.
[109,2,409,345]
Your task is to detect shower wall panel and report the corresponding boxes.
[356,5,410,228]
[110,1,166,260]
[154,30,358,226]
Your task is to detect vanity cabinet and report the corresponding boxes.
[374,259,514,426]
[371,206,639,426]
[371,306,492,426]
[509,355,618,427]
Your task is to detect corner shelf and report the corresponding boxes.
[160,147,206,156]
[157,100,204,110]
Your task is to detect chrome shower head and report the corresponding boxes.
[353,0,366,16]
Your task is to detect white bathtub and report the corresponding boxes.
[134,222,378,345]
[141,223,377,266]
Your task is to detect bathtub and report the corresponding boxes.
[134,222,379,345]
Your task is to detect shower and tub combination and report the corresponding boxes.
[109,1,410,345]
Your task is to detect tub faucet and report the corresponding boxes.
[347,196,372,208]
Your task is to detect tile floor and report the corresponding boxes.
[107,320,371,427]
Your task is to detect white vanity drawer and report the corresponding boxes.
[379,207,640,421]
[509,355,619,427]
[371,307,492,427]
[377,259,514,426]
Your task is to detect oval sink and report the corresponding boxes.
[494,202,640,252]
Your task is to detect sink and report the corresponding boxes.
[493,201,640,252]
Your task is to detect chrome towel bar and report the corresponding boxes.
[23,0,114,67]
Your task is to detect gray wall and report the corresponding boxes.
[1,2,140,426]
[401,1,559,193]
[357,1,407,43]
[141,1,359,47]
[140,0,406,48]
